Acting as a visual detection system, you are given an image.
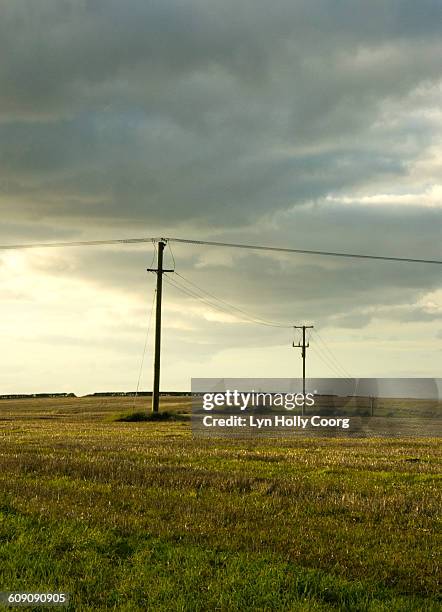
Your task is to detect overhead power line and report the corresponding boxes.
[310,345,353,382]
[133,288,157,408]
[173,271,291,328]
[167,238,442,265]
[312,330,354,380]
[0,235,441,265]
[0,237,157,250]
[164,274,291,328]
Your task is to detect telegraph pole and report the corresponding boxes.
[293,325,314,415]
[147,240,174,413]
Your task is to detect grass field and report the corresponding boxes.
[0,397,440,611]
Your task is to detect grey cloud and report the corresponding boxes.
[1,1,441,128]
[394,308,442,323]
[0,114,431,230]
[0,1,441,235]
[330,313,373,329]
[331,305,442,330]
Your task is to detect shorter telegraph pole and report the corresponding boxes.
[293,325,314,415]
[147,240,174,413]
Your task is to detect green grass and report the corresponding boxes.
[0,397,440,610]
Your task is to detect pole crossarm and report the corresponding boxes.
[147,269,174,272]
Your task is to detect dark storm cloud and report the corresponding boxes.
[1,1,441,118]
[1,0,442,231]
[0,114,413,227]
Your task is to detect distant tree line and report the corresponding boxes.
[0,393,77,399]
[0,391,191,399]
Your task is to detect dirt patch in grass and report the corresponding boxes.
[113,410,189,422]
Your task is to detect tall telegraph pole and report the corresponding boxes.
[293,325,314,415]
[147,239,174,413]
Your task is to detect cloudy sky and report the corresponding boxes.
[1,0,441,394]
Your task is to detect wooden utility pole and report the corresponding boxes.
[293,325,314,415]
[147,240,174,413]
